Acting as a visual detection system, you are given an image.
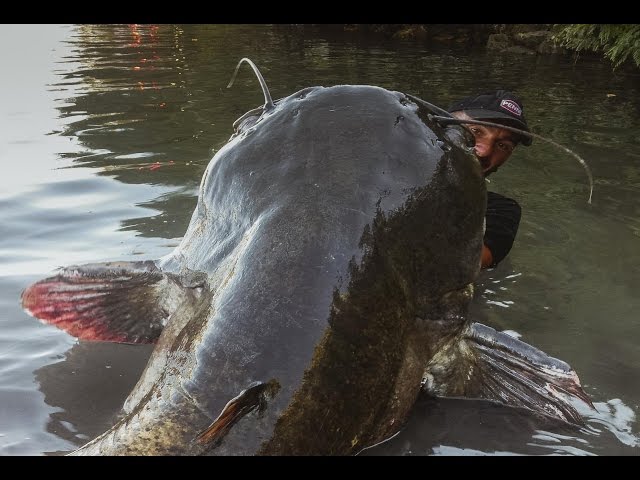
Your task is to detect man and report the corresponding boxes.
[448,90,532,269]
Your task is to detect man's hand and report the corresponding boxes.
[481,244,493,269]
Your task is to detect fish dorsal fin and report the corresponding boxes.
[196,379,280,448]
[21,260,206,344]
[423,322,595,425]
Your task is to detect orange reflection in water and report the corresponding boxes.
[128,25,162,97]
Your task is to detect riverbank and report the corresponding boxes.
[298,24,635,68]
[339,24,566,55]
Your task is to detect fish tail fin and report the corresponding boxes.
[424,322,595,425]
[21,260,205,344]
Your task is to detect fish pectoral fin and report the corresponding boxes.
[196,379,280,447]
[21,260,202,344]
[423,322,595,425]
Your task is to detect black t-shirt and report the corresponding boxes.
[484,191,521,267]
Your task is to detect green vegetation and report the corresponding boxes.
[553,24,640,69]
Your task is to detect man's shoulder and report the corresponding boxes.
[487,191,521,213]
[487,191,517,202]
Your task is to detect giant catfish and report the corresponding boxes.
[21,58,594,455]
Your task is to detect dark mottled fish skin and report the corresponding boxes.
[58,84,486,455]
[24,76,596,455]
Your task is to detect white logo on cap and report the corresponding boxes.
[500,99,522,117]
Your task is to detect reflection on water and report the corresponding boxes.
[35,341,154,454]
[362,394,639,456]
[1,24,639,455]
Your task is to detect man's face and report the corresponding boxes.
[451,111,517,177]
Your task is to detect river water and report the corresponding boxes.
[1,24,639,456]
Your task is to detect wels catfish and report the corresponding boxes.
[21,58,594,455]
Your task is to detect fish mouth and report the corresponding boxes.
[412,282,479,366]
[415,282,475,332]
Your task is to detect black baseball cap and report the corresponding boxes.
[448,90,532,146]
